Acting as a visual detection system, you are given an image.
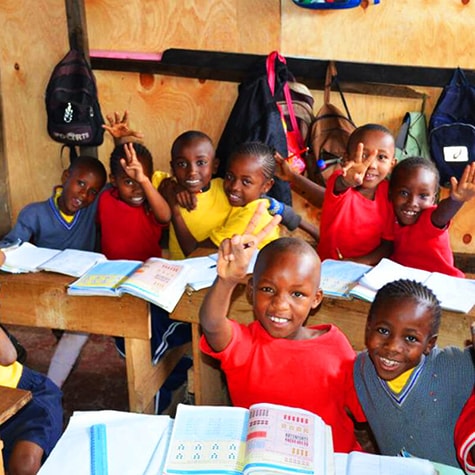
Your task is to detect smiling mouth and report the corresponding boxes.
[269,315,289,324]
[378,356,401,369]
[130,196,145,204]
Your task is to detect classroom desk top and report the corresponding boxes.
[170,266,475,406]
[0,385,32,426]
[0,272,190,414]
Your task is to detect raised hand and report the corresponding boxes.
[217,201,281,283]
[120,143,146,184]
[274,151,294,182]
[340,143,378,187]
[450,163,475,203]
[102,110,144,142]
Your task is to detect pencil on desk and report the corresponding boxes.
[336,248,344,260]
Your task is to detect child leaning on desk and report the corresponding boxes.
[389,156,475,277]
[276,123,396,265]
[353,279,475,468]
[199,203,366,453]
[0,156,107,390]
[0,325,63,475]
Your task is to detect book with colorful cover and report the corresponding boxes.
[67,255,218,312]
[164,402,333,475]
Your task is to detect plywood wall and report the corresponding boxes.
[1,0,474,252]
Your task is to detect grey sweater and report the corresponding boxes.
[354,346,475,467]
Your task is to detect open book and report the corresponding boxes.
[67,255,219,312]
[348,258,475,313]
[0,241,107,277]
[164,402,333,475]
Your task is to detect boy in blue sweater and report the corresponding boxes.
[354,279,474,467]
[1,156,107,388]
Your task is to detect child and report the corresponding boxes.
[199,208,366,453]
[96,142,170,261]
[0,326,63,475]
[389,156,475,277]
[97,142,191,412]
[0,156,107,389]
[276,124,396,264]
[454,322,475,474]
[155,130,231,259]
[354,279,475,466]
[455,389,475,474]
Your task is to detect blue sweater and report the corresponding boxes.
[354,346,475,466]
[1,190,98,251]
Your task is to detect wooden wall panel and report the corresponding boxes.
[1,0,474,253]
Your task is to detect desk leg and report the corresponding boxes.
[124,337,191,413]
[191,324,229,406]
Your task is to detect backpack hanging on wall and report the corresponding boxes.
[428,67,475,187]
[308,63,356,185]
[45,49,105,152]
[395,108,431,163]
[216,51,305,205]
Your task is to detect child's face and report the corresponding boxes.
[390,167,437,226]
[248,249,323,340]
[365,297,437,381]
[59,165,105,215]
[171,138,216,193]
[224,154,273,207]
[347,130,396,190]
[111,156,152,207]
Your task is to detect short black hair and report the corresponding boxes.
[390,156,440,191]
[109,143,153,177]
[171,130,214,159]
[347,123,394,153]
[69,155,107,184]
[228,141,276,179]
[369,279,442,335]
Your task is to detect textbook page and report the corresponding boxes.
[333,451,436,475]
[164,403,249,474]
[0,242,60,273]
[320,259,372,298]
[67,260,142,296]
[243,402,331,475]
[38,410,172,475]
[38,248,107,277]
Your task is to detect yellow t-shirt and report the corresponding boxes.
[387,367,415,394]
[54,187,74,224]
[152,174,231,260]
[209,198,280,250]
[0,361,23,388]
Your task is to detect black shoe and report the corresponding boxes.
[0,325,27,364]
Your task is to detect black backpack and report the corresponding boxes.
[428,68,475,186]
[45,49,105,149]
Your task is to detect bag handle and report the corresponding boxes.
[266,51,304,147]
[324,61,353,123]
[450,67,469,88]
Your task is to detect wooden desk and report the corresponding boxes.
[0,272,190,414]
[171,282,475,406]
[0,386,32,475]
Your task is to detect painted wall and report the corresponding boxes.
[1,0,474,251]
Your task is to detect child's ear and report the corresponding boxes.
[246,277,254,304]
[311,289,323,309]
[423,334,438,355]
[212,157,220,175]
[109,173,117,187]
[262,177,275,195]
[61,169,70,185]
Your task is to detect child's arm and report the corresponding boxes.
[274,152,326,208]
[159,178,204,255]
[199,203,281,352]
[103,110,144,146]
[432,162,475,229]
[347,238,393,266]
[0,326,18,366]
[334,144,378,194]
[121,143,171,223]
